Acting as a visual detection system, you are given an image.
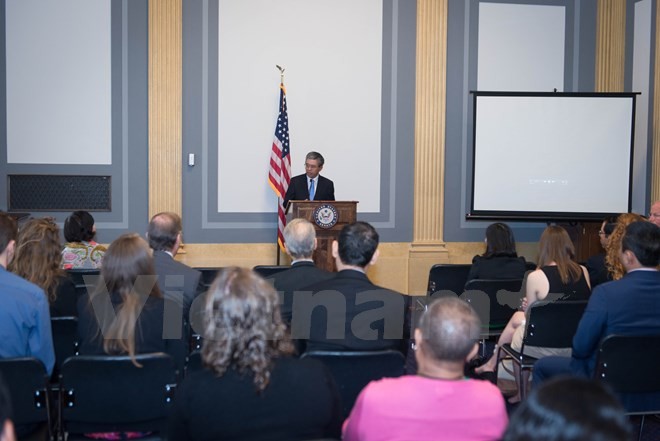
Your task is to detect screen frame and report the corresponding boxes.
[467,91,637,222]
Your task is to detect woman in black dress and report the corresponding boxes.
[466,222,527,283]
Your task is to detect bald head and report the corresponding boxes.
[147,212,182,252]
[283,218,316,259]
[417,297,481,362]
[650,201,660,227]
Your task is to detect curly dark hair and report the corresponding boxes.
[202,267,294,391]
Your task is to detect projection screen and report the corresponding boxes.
[469,92,636,221]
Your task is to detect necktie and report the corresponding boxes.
[309,179,315,200]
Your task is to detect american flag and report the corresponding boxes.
[268,83,291,251]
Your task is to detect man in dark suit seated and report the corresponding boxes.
[533,221,660,411]
[283,151,335,208]
[147,212,205,338]
[269,218,334,325]
[296,221,409,353]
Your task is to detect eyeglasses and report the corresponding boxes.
[650,212,660,219]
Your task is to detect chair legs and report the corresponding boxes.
[637,415,645,441]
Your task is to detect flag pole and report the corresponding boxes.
[275,65,286,265]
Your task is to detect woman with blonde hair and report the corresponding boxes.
[10,218,76,317]
[77,233,185,367]
[169,267,341,441]
[476,226,591,401]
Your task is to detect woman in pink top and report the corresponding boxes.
[343,297,507,441]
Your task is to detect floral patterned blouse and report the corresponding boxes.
[61,241,107,269]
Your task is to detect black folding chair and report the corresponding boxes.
[65,268,101,301]
[253,265,290,279]
[462,278,524,336]
[59,353,177,440]
[498,300,587,400]
[194,267,222,289]
[0,357,52,439]
[426,264,472,297]
[301,350,405,419]
[50,316,79,380]
[595,334,660,441]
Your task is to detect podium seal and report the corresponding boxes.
[313,204,338,229]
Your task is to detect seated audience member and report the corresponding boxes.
[586,216,617,288]
[343,297,507,441]
[300,221,409,353]
[533,221,660,411]
[649,200,660,227]
[605,212,647,280]
[169,267,341,441]
[147,212,204,327]
[502,377,630,441]
[476,226,590,400]
[466,222,527,283]
[10,218,77,317]
[0,375,16,441]
[61,210,106,269]
[77,233,186,370]
[269,218,334,325]
[0,213,55,375]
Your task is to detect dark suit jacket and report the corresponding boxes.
[585,252,611,288]
[298,270,409,353]
[283,174,335,208]
[152,250,204,327]
[269,261,335,325]
[571,270,660,411]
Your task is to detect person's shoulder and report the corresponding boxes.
[318,174,333,183]
[0,270,44,298]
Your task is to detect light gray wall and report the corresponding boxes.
[0,0,149,242]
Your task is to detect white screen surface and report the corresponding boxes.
[472,94,634,218]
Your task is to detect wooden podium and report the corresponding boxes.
[286,201,358,272]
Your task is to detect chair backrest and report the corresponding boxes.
[462,279,523,332]
[253,265,290,278]
[51,316,79,379]
[0,358,50,426]
[194,267,221,289]
[59,353,177,436]
[427,264,472,297]
[66,268,101,304]
[595,334,660,395]
[523,300,587,348]
[301,350,405,419]
[66,268,101,288]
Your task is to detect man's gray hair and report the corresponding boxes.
[305,151,325,167]
[283,218,316,259]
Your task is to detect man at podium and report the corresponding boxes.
[283,151,335,207]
